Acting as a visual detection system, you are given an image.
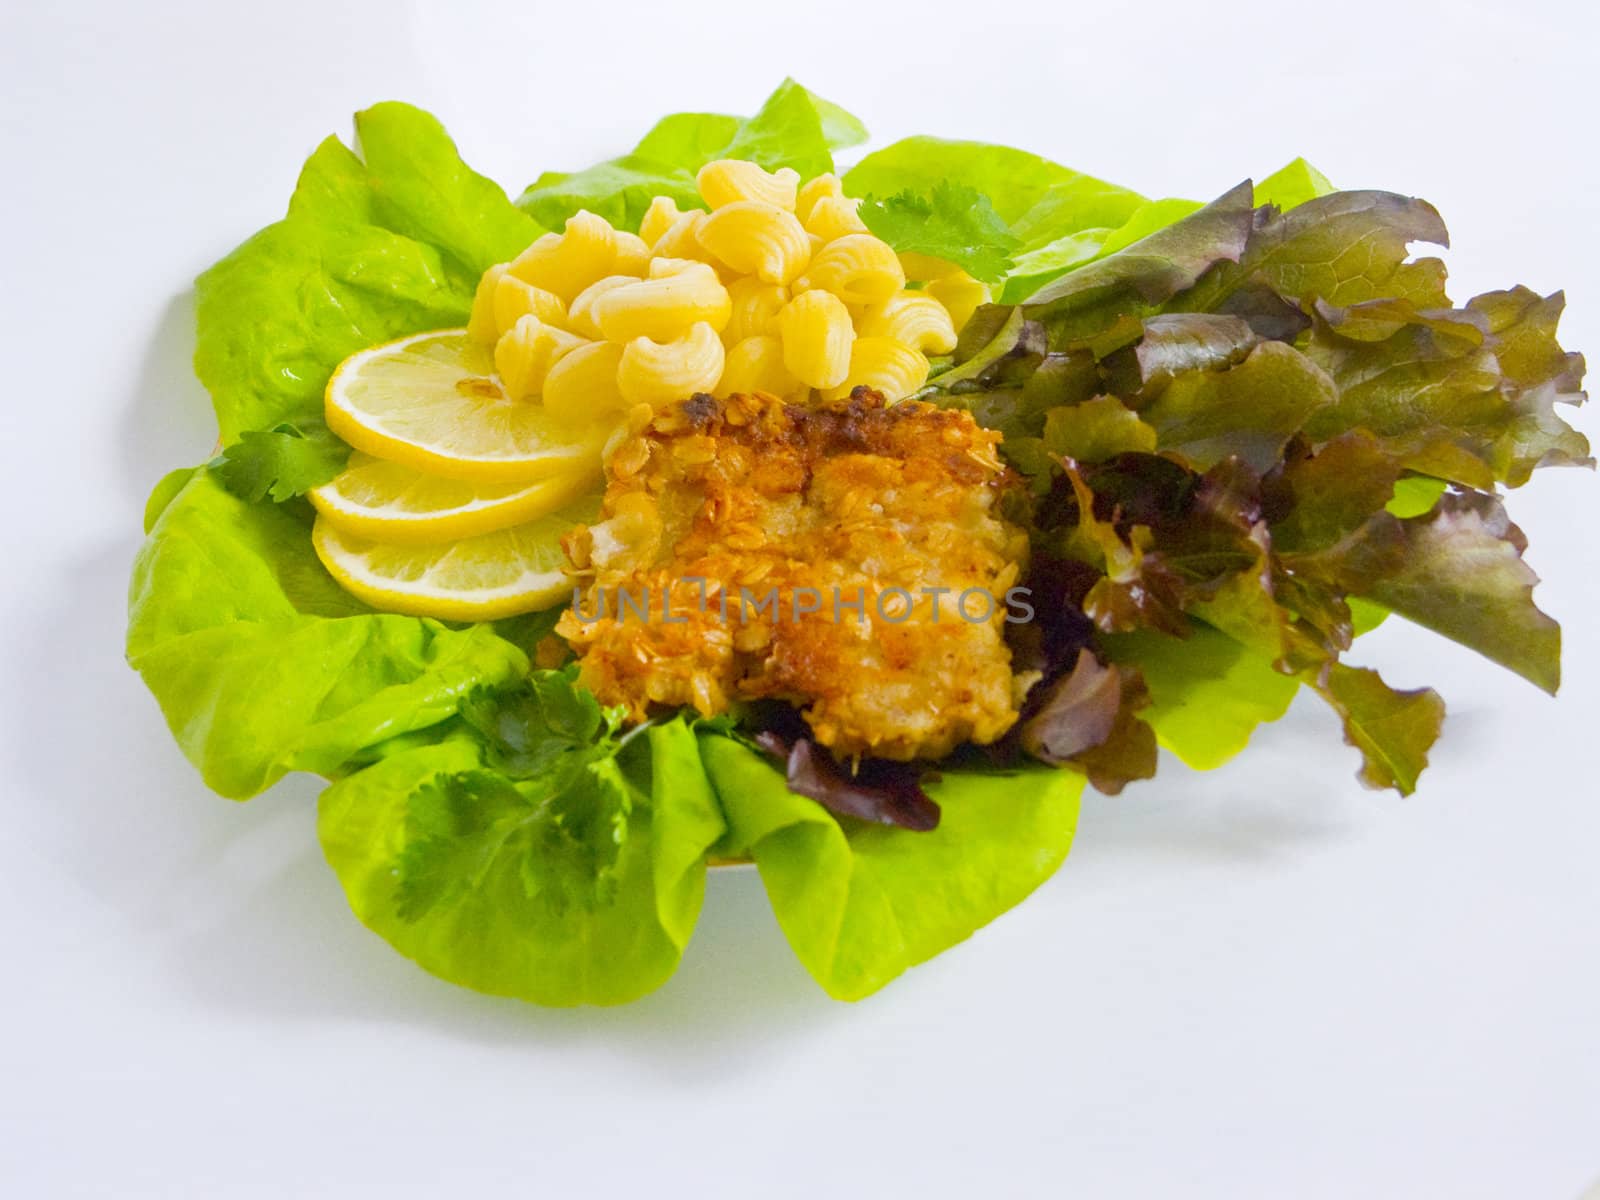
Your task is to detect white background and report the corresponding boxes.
[2,1,1596,1195]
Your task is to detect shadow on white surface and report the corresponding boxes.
[10,535,844,1071]
[6,292,849,1068]
[116,293,218,505]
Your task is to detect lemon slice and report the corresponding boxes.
[325,329,610,482]
[311,496,600,620]
[309,452,599,544]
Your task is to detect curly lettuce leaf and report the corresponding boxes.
[518,79,865,231]
[845,137,1141,229]
[353,103,544,285]
[197,103,539,442]
[128,471,527,798]
[1312,663,1445,795]
[699,735,1083,1001]
[318,719,725,1006]
[1176,189,1450,315]
[1138,340,1337,473]
[195,218,468,440]
[845,137,1147,304]
[1353,493,1562,694]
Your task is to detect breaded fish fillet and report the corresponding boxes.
[557,389,1030,761]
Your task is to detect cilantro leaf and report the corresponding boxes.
[403,669,636,917]
[457,667,623,780]
[211,421,349,503]
[857,182,1020,284]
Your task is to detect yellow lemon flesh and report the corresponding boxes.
[311,495,600,621]
[324,329,611,483]
[309,451,596,544]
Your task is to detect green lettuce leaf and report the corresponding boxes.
[1253,157,1337,210]
[194,218,467,440]
[197,103,538,442]
[518,79,865,231]
[351,103,544,286]
[844,137,1149,305]
[845,137,1141,228]
[1099,622,1301,771]
[317,718,725,1006]
[128,471,528,798]
[699,735,1084,1001]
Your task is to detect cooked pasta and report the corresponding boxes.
[795,233,905,306]
[802,194,867,243]
[612,230,652,275]
[718,334,802,398]
[617,322,726,407]
[857,290,958,354]
[695,201,811,285]
[897,251,960,282]
[722,276,789,344]
[568,274,643,339]
[493,316,588,401]
[467,263,508,343]
[925,270,989,333]
[795,173,843,224]
[593,259,731,342]
[542,340,627,421]
[468,162,954,419]
[696,159,800,211]
[508,210,619,301]
[649,210,718,268]
[639,196,686,246]
[780,289,854,389]
[493,273,568,337]
[820,336,929,402]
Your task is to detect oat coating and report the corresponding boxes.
[557,389,1030,761]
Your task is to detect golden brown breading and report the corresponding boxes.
[557,389,1030,761]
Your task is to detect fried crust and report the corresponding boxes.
[557,389,1029,760]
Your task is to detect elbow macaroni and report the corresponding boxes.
[639,196,686,246]
[820,336,930,403]
[857,291,958,355]
[568,274,643,339]
[467,263,508,343]
[617,322,725,407]
[493,273,568,337]
[925,270,989,334]
[697,159,800,211]
[780,290,854,389]
[542,340,626,422]
[695,201,812,285]
[494,316,587,401]
[722,276,789,345]
[697,203,812,288]
[802,195,867,243]
[719,334,802,398]
[795,233,905,306]
[508,210,619,302]
[795,173,843,224]
[594,260,731,342]
[476,163,951,412]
